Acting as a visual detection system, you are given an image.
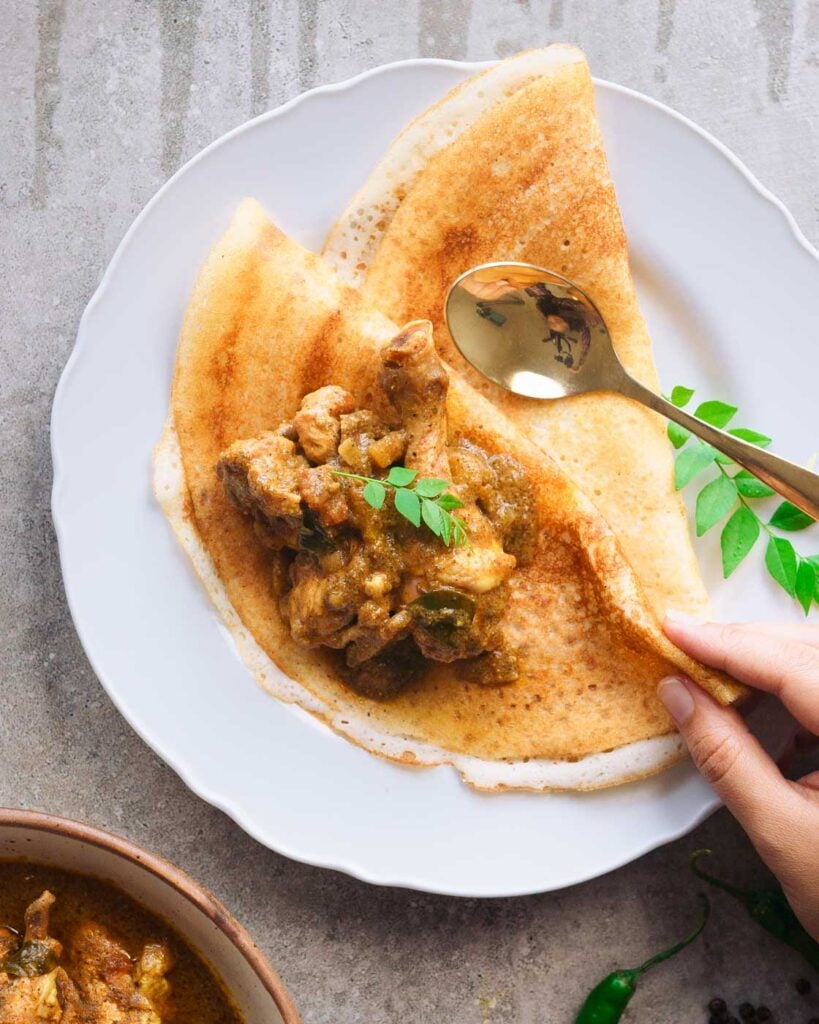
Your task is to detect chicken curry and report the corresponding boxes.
[217,321,535,698]
[0,862,242,1024]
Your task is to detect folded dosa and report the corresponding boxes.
[155,199,739,791]
[323,45,709,622]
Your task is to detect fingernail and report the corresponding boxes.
[658,676,696,725]
[664,609,707,626]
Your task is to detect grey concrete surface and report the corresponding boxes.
[1,1,818,1021]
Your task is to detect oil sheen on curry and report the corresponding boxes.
[0,862,242,1024]
[216,322,536,698]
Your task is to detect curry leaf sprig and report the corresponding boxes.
[332,466,470,548]
[668,386,818,614]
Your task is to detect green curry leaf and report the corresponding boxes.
[386,466,417,487]
[394,487,421,527]
[362,480,386,509]
[693,400,737,428]
[720,506,760,578]
[670,385,695,407]
[769,501,815,533]
[734,470,775,499]
[675,443,717,490]
[695,475,737,536]
[796,560,817,616]
[765,536,798,596]
[334,468,469,547]
[671,386,818,611]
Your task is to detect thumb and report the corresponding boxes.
[658,676,800,867]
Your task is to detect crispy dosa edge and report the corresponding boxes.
[324,45,585,289]
[322,47,712,628]
[154,198,741,792]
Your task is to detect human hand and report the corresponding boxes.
[658,618,819,941]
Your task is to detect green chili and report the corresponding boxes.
[574,894,710,1024]
[691,849,819,974]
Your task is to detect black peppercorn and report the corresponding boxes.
[796,978,812,996]
[709,998,729,1015]
[738,1004,755,1021]
[755,1008,770,1023]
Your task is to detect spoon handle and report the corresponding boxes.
[619,375,819,521]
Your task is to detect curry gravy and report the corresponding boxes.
[0,861,243,1023]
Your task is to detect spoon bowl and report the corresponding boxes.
[446,261,624,399]
[445,261,819,520]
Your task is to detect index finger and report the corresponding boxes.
[663,619,819,734]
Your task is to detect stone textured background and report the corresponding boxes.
[2,2,818,1021]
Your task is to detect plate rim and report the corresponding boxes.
[51,56,819,897]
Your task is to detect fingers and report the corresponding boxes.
[740,622,819,651]
[663,618,819,734]
[658,675,800,863]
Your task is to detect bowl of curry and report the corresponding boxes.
[0,808,300,1024]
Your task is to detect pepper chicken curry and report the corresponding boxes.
[217,321,535,698]
[0,863,242,1024]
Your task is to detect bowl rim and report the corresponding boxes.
[0,807,301,1024]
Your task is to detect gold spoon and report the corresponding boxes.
[445,261,819,520]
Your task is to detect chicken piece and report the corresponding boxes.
[341,608,414,668]
[367,429,408,470]
[379,321,450,480]
[0,895,173,1024]
[418,514,515,595]
[217,432,309,547]
[0,892,64,1023]
[380,323,516,595]
[337,409,387,474]
[0,968,65,1023]
[133,944,173,1013]
[298,465,350,530]
[293,385,355,463]
[67,920,172,1023]
[284,547,362,646]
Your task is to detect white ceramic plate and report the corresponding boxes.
[52,59,818,898]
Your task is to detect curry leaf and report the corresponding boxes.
[451,515,469,547]
[362,480,386,509]
[696,475,737,536]
[668,421,691,449]
[439,505,452,546]
[670,385,695,407]
[734,470,775,499]
[386,466,417,487]
[414,477,449,498]
[675,443,717,490]
[769,501,815,533]
[729,427,772,447]
[795,560,817,615]
[694,400,737,428]
[715,428,772,464]
[394,487,421,527]
[421,497,444,537]
[765,536,798,596]
[437,492,464,511]
[720,506,760,578]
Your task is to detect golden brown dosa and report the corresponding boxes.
[323,45,710,623]
[155,199,740,791]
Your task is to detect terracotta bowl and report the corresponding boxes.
[0,809,300,1024]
